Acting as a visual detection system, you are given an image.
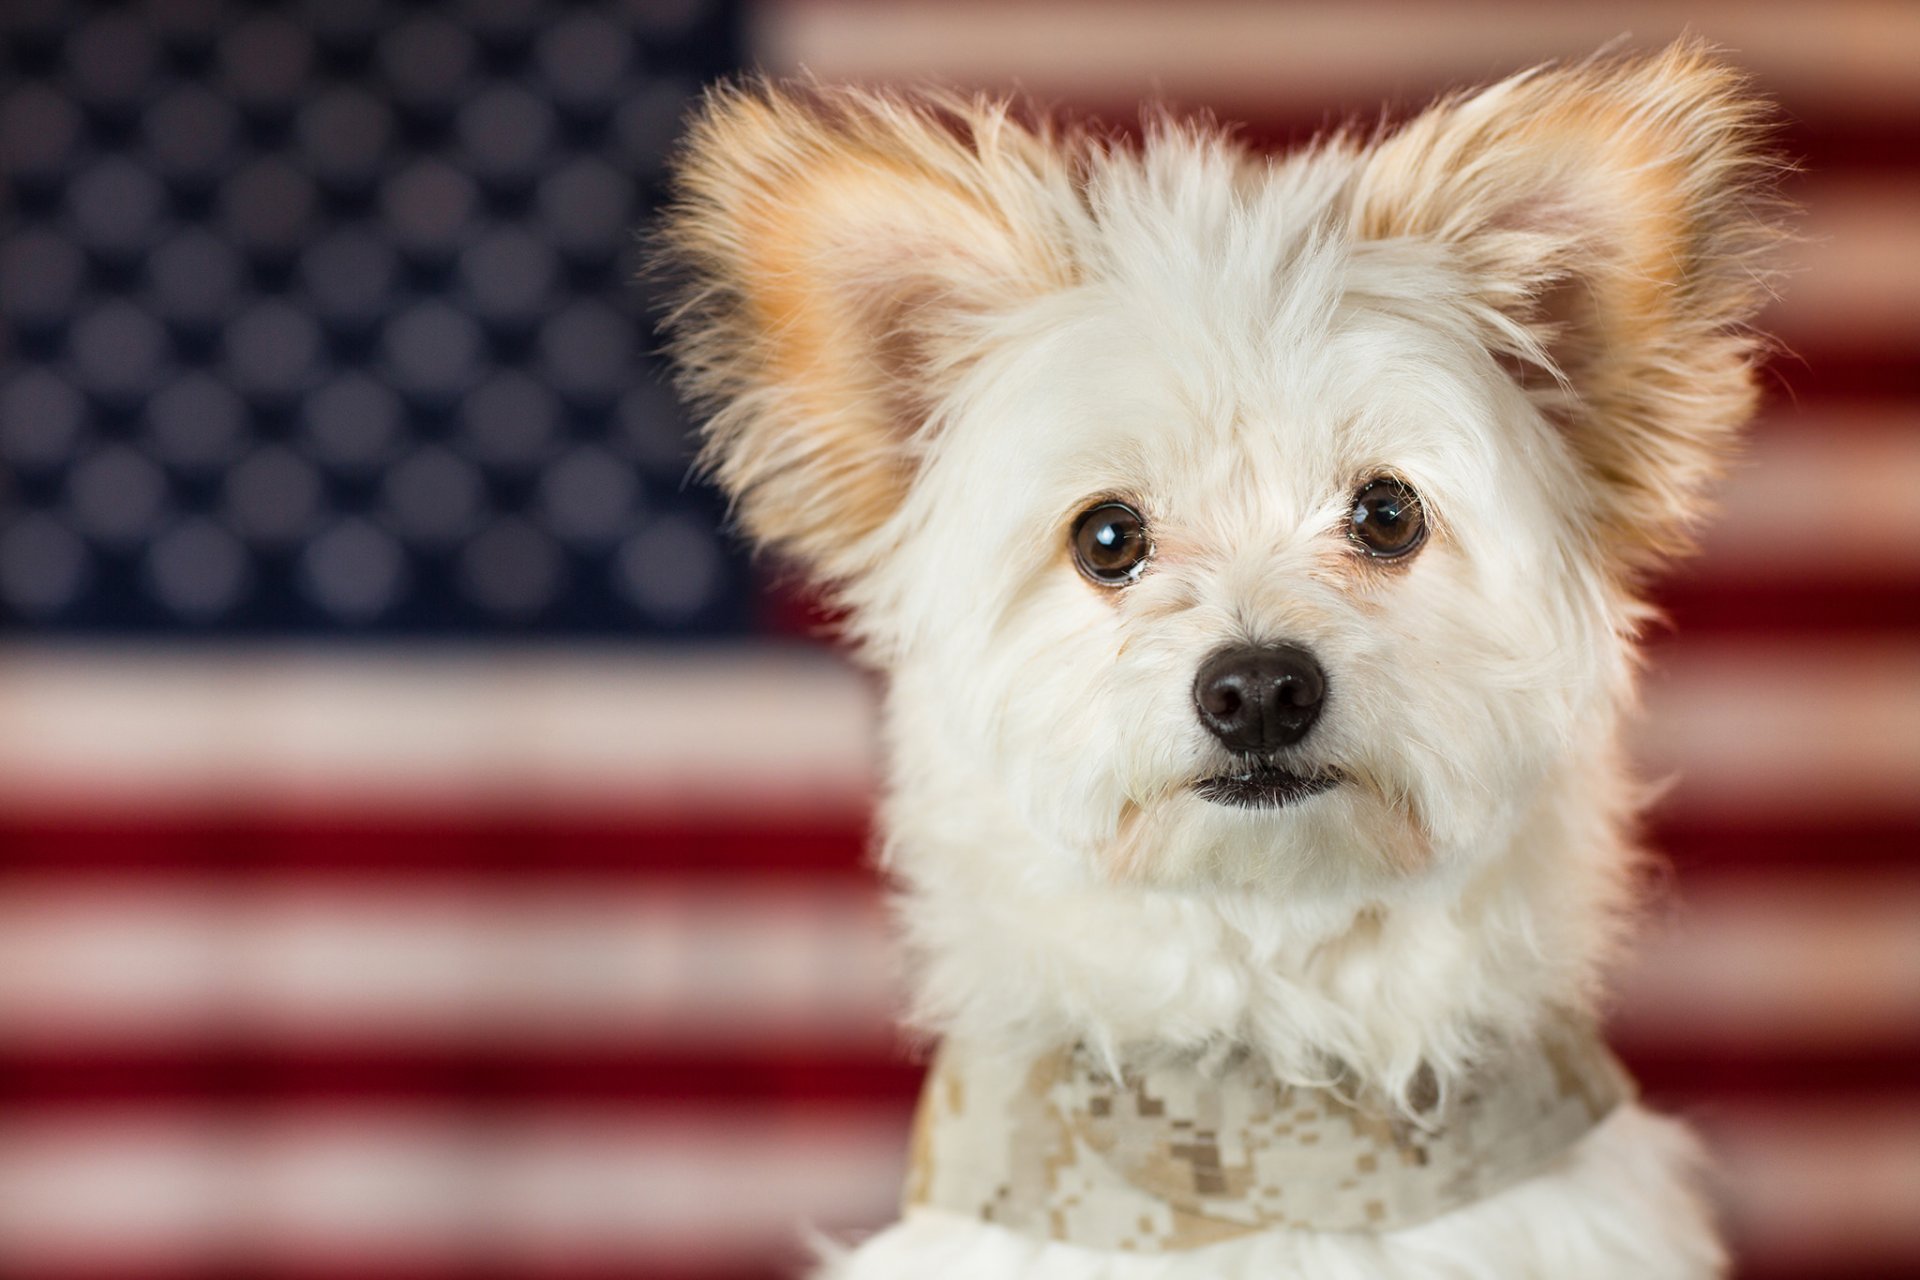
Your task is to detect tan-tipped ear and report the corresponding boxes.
[1351,41,1787,575]
[661,81,1078,582]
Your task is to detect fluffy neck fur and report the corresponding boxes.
[881,690,1639,1113]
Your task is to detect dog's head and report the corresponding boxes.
[664,45,1780,902]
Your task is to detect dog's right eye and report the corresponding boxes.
[1071,502,1151,586]
[1349,477,1427,560]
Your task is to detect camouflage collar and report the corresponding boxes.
[904,1015,1631,1248]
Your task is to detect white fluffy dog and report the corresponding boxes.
[663,42,1782,1279]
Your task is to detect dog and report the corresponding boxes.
[661,40,1783,1279]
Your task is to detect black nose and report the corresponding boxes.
[1193,644,1327,753]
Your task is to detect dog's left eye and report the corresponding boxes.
[1071,502,1151,585]
[1349,477,1427,559]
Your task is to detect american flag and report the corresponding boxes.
[0,2,1914,1277]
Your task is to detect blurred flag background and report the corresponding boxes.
[0,1,1915,1277]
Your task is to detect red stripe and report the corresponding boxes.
[1746,396,1920,434]
[1622,1041,1920,1106]
[1025,100,1920,181]
[0,811,1909,878]
[1650,815,1920,875]
[0,1041,1912,1107]
[0,1251,817,1280]
[0,1049,926,1109]
[0,814,875,879]
[1756,354,1920,403]
[1651,577,1920,640]
[1741,1267,1920,1280]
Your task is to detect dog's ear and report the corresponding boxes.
[662,82,1077,583]
[1351,42,1785,574]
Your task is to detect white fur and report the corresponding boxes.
[664,45,1782,1280]
[869,137,1636,1097]
[853,148,1686,1264]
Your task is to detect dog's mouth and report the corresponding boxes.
[1194,762,1342,809]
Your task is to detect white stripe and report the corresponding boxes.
[0,881,900,1049]
[1614,874,1920,1050]
[754,1,1920,114]
[1703,411,1920,575]
[0,876,1913,1052]
[1785,177,1920,350]
[1701,1103,1920,1270]
[0,1106,905,1269]
[0,643,1914,815]
[0,644,877,814]
[0,1102,1913,1268]
[1637,641,1920,814]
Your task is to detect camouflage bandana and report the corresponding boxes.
[904,1015,1631,1248]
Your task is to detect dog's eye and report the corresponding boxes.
[1071,502,1151,585]
[1349,477,1427,559]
